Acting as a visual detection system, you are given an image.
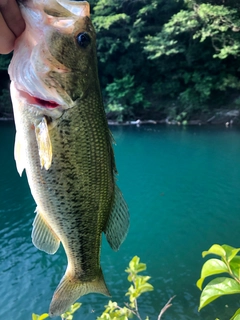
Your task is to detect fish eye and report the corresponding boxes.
[76,32,91,48]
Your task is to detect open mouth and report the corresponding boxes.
[34,97,59,109]
[19,89,60,109]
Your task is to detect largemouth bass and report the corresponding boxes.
[8,0,129,316]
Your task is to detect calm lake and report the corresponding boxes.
[1,122,240,319]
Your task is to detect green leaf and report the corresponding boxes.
[61,303,81,318]
[230,257,240,279]
[202,244,226,259]
[32,314,49,320]
[125,256,147,276]
[69,303,81,314]
[39,314,49,320]
[197,258,229,290]
[135,276,154,294]
[97,300,133,320]
[138,282,154,294]
[222,244,240,262]
[230,308,240,320]
[199,277,240,310]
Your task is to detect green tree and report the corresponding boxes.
[2,1,240,120]
[144,0,240,112]
[91,0,183,120]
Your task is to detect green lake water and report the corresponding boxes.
[1,122,240,319]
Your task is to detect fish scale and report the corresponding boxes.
[9,0,129,317]
[21,88,115,297]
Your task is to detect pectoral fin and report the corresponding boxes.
[32,208,60,254]
[14,132,25,176]
[104,185,129,251]
[35,117,52,170]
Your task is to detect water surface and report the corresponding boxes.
[1,123,240,319]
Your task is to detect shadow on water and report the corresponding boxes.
[1,123,240,319]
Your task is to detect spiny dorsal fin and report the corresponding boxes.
[32,208,60,254]
[104,185,129,251]
[14,132,25,176]
[35,117,52,170]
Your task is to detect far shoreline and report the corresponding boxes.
[1,109,239,127]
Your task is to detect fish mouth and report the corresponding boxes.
[8,0,83,116]
[10,83,66,119]
[18,89,60,109]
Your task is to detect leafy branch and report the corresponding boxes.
[98,256,174,320]
[197,244,240,320]
[33,256,174,320]
[32,303,81,320]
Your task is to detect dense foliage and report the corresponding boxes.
[1,0,240,120]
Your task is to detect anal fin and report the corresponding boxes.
[32,208,60,254]
[104,185,129,251]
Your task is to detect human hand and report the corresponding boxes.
[0,0,25,54]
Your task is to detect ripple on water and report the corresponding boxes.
[2,125,240,319]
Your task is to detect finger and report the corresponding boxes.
[0,0,7,7]
[0,12,16,54]
[0,0,25,37]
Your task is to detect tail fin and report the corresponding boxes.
[49,269,110,317]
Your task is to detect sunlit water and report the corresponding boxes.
[1,122,240,319]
